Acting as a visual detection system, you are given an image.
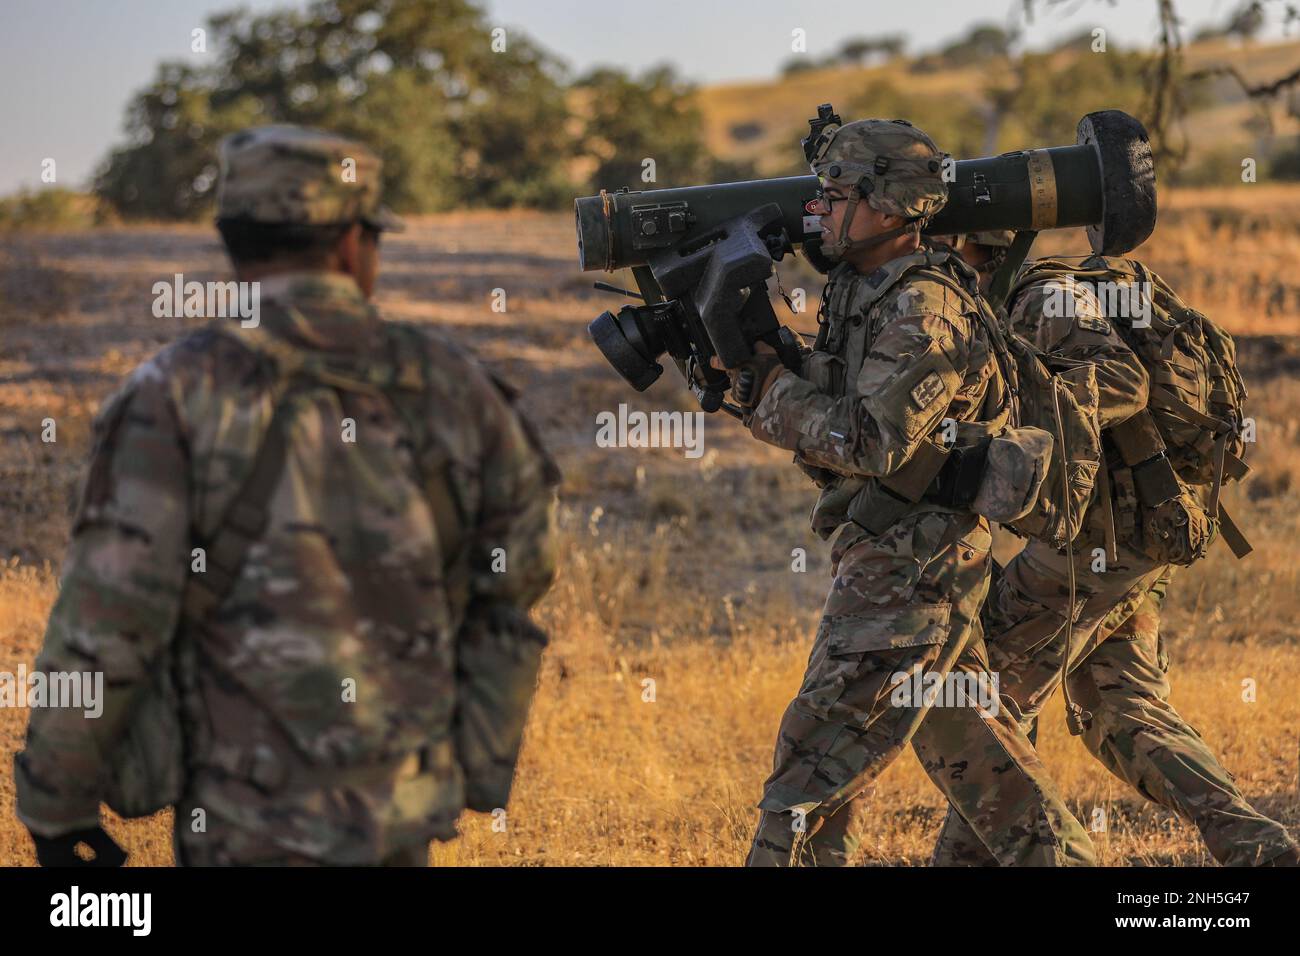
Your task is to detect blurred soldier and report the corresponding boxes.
[928,235,1299,866]
[716,118,1097,866]
[929,231,1015,290]
[15,126,559,866]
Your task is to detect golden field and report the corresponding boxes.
[2,188,1299,866]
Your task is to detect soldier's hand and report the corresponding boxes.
[710,341,785,409]
[30,825,128,867]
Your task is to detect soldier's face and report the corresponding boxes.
[814,185,899,247]
[853,201,904,243]
[336,222,381,298]
[942,237,994,272]
[812,185,851,241]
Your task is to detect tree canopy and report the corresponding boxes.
[95,0,721,219]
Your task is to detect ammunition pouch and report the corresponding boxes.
[1139,489,1216,567]
[931,438,991,510]
[846,480,923,537]
[844,438,947,536]
[845,426,1050,536]
[1131,454,1182,508]
[793,454,839,488]
[204,741,291,795]
[1108,408,1167,467]
[1115,450,1219,567]
[102,660,187,818]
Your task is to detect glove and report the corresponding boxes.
[31,826,128,867]
[713,342,786,410]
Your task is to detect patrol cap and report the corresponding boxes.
[810,118,948,220]
[216,125,404,232]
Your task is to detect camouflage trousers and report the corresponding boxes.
[930,536,1299,867]
[747,510,1097,866]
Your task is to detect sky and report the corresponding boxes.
[0,0,1290,195]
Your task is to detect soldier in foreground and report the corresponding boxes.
[926,232,1299,866]
[715,118,1097,866]
[15,126,559,866]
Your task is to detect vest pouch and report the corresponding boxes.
[1139,487,1217,566]
[1131,454,1182,507]
[801,351,846,396]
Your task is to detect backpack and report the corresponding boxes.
[833,252,1103,551]
[971,299,1103,548]
[104,319,470,818]
[1009,256,1252,564]
[899,262,1104,550]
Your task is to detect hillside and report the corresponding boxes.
[696,36,1300,178]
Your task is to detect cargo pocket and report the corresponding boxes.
[984,581,1068,674]
[795,603,953,726]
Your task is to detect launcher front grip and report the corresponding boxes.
[575,109,1155,272]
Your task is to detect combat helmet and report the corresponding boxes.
[963,229,1015,274]
[804,112,949,260]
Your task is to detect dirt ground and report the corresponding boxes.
[2,197,1298,865]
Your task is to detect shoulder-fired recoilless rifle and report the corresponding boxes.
[575,107,1156,417]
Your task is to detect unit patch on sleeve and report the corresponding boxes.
[910,371,945,410]
[1076,313,1111,334]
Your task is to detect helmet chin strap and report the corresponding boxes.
[976,248,1008,275]
[826,181,920,259]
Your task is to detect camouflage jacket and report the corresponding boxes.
[749,246,1003,538]
[15,272,559,849]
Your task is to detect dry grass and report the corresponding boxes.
[2,189,1299,866]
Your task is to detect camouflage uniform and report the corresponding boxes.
[15,127,560,866]
[743,120,1096,866]
[930,267,1298,867]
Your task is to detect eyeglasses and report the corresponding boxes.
[815,190,849,214]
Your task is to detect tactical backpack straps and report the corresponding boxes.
[244,317,475,619]
[189,320,473,625]
[1007,256,1110,310]
[382,322,473,621]
[183,376,310,627]
[912,262,1016,462]
[985,230,1038,311]
[180,318,331,626]
[916,261,1093,733]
